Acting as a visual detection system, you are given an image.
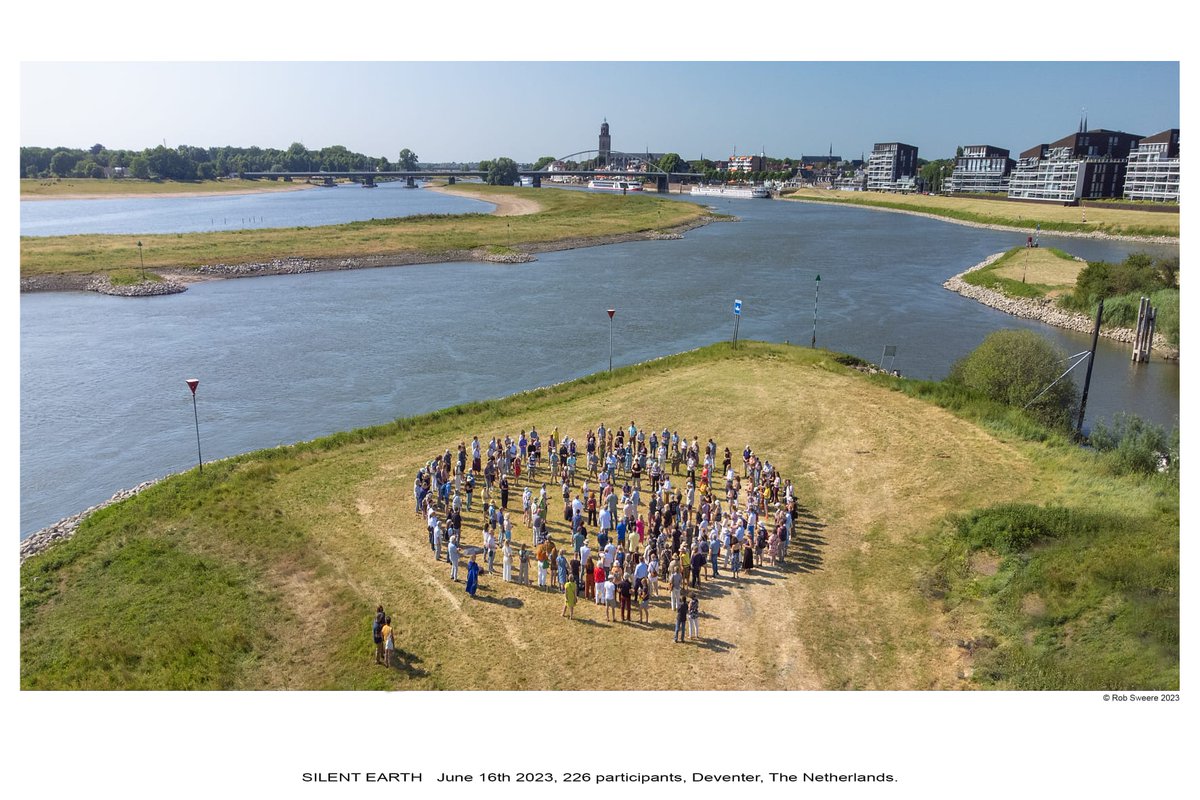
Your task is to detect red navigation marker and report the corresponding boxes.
[607,308,615,319]
[186,378,199,395]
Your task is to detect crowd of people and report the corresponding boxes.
[376,421,801,660]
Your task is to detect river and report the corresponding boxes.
[19,190,1180,537]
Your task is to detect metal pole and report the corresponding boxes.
[187,378,203,473]
[733,314,740,347]
[1076,299,1103,436]
[810,274,821,348]
[607,308,615,372]
[192,393,203,473]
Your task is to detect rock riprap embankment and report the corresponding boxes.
[944,253,1177,359]
[86,276,187,296]
[20,479,160,564]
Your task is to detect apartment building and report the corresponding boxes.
[866,142,918,191]
[1123,128,1180,202]
[1007,127,1142,202]
[944,145,1014,194]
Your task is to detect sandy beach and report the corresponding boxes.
[428,184,543,216]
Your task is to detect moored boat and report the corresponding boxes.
[588,178,643,192]
[689,185,770,199]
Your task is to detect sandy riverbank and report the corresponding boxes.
[21,182,319,202]
[781,195,1179,245]
[428,184,543,216]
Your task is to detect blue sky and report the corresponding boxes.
[20,61,1179,163]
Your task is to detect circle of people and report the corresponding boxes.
[411,422,799,644]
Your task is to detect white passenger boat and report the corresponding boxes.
[588,178,643,192]
[689,185,770,199]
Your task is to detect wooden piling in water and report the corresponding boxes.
[1132,296,1156,363]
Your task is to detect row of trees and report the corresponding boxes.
[21,143,417,181]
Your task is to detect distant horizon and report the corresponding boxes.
[20,62,1180,165]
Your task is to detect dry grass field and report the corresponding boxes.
[989,248,1085,296]
[782,188,1179,238]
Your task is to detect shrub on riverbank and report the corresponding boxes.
[1089,412,1178,478]
[946,330,1078,430]
[1056,253,1180,345]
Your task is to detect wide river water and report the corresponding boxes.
[19,187,1180,537]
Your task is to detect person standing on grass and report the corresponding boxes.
[636,577,651,623]
[538,548,550,589]
[674,592,688,642]
[448,534,460,582]
[584,556,597,601]
[484,526,497,574]
[466,555,480,598]
[373,605,386,664]
[518,545,530,585]
[618,572,633,622]
[502,539,514,582]
[500,474,510,511]
[670,563,683,611]
[382,616,394,668]
[562,577,578,619]
[603,575,618,621]
[687,594,700,640]
[557,549,569,592]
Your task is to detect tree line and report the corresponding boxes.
[21,143,416,181]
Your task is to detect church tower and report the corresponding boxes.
[598,119,611,167]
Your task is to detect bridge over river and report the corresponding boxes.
[242,150,703,192]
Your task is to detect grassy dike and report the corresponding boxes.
[19,343,1177,690]
[781,188,1179,239]
[19,186,714,279]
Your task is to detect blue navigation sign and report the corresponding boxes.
[733,299,742,316]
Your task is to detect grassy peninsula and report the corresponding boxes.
[782,188,1179,239]
[20,343,1177,690]
[19,185,714,280]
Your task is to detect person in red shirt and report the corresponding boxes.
[593,563,606,606]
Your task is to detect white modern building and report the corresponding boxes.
[945,145,1014,194]
[1123,129,1180,202]
[1007,127,1142,202]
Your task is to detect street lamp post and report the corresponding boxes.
[810,274,821,348]
[137,240,144,281]
[607,308,616,372]
[186,378,203,473]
